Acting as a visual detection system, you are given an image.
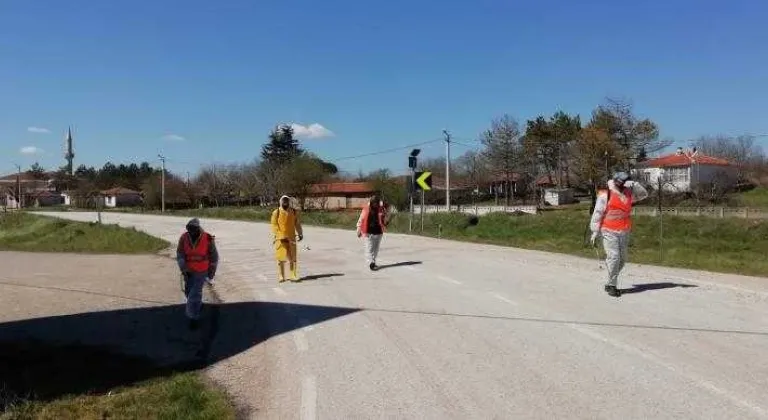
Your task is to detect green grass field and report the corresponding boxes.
[158,206,768,277]
[2,372,235,420]
[0,212,169,253]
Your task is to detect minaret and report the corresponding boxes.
[64,127,74,175]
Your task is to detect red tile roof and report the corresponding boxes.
[638,151,732,168]
[101,187,141,195]
[0,172,50,182]
[309,182,375,195]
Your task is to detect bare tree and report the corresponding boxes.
[194,164,232,206]
[691,134,764,183]
[589,97,670,169]
[226,161,262,205]
[314,183,331,210]
[480,115,525,206]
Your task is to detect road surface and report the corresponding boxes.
[38,212,768,419]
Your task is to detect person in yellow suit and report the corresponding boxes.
[271,195,304,282]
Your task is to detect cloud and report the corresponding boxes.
[161,134,185,141]
[20,146,43,155]
[290,123,334,139]
[27,127,51,134]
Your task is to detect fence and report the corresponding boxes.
[632,206,768,219]
[411,205,539,216]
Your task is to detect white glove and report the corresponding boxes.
[590,231,600,246]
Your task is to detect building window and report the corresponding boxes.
[663,167,689,183]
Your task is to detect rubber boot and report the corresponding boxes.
[277,262,286,283]
[289,261,300,282]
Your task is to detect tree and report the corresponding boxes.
[455,150,490,204]
[480,115,525,206]
[257,161,284,205]
[229,161,263,205]
[365,169,408,210]
[261,125,302,165]
[572,126,624,212]
[27,162,46,179]
[194,164,233,207]
[280,153,330,210]
[589,98,668,169]
[691,134,764,183]
[523,112,581,189]
[142,172,189,209]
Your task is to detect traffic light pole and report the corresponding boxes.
[409,167,414,232]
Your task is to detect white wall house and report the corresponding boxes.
[633,148,738,193]
[62,192,73,206]
[2,190,19,209]
[101,187,143,208]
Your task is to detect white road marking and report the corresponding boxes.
[301,375,318,420]
[437,275,462,285]
[491,292,517,306]
[293,330,309,352]
[570,324,768,418]
[273,287,288,296]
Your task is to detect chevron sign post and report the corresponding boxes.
[415,171,432,191]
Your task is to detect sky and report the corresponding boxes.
[1,0,767,178]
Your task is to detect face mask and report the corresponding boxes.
[281,204,289,209]
[187,227,200,237]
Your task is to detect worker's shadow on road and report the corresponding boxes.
[0,301,358,410]
[375,261,422,270]
[619,282,698,294]
[300,273,344,282]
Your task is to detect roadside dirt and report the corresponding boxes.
[0,251,226,408]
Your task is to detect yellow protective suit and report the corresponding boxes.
[270,202,303,282]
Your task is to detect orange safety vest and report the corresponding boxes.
[359,204,386,235]
[600,188,633,232]
[182,232,211,273]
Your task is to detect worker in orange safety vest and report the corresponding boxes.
[589,172,649,297]
[356,195,389,271]
[176,218,219,329]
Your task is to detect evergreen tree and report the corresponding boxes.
[261,124,302,165]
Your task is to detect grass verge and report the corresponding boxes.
[0,341,235,420]
[142,206,768,277]
[0,212,169,253]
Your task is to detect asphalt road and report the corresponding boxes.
[39,211,768,420]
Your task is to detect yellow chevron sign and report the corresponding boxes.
[415,171,432,191]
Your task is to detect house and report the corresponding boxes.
[0,172,58,209]
[305,182,376,210]
[62,191,74,206]
[633,147,737,193]
[31,191,63,207]
[101,187,143,208]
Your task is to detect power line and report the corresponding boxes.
[326,138,443,162]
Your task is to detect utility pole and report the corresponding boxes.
[443,130,451,212]
[15,164,21,209]
[408,149,420,232]
[158,154,166,213]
